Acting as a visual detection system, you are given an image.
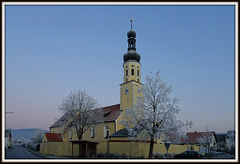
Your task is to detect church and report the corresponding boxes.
[40,20,200,158]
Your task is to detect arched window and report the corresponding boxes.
[104,126,110,138]
[90,127,95,138]
[131,69,134,75]
[137,70,139,76]
[126,70,128,76]
[69,130,73,139]
[126,78,128,82]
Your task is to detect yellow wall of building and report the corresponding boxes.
[50,121,116,141]
[108,142,200,158]
[40,142,71,156]
[48,121,116,154]
[40,140,200,158]
[123,61,141,83]
[82,122,116,142]
[119,81,142,131]
[50,126,63,134]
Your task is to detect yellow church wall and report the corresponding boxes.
[123,61,141,83]
[120,82,134,109]
[108,142,200,158]
[40,142,71,156]
[47,120,118,155]
[152,143,200,155]
[82,122,116,142]
[116,116,124,130]
[95,141,108,153]
[40,140,200,158]
[50,121,116,142]
[50,126,63,134]
[119,80,142,131]
[109,141,139,157]
[72,143,79,156]
[81,122,116,153]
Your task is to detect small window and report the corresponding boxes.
[126,70,128,76]
[137,70,139,76]
[131,69,134,75]
[90,127,95,138]
[69,130,73,139]
[104,126,110,138]
[132,65,134,67]
[126,78,128,82]
[138,78,139,83]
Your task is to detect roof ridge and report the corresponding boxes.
[99,103,120,109]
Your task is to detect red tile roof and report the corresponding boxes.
[45,133,63,142]
[181,131,216,144]
[101,104,121,122]
[50,104,121,128]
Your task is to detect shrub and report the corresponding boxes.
[164,153,175,159]
[153,153,165,159]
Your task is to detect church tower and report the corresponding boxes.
[120,19,142,117]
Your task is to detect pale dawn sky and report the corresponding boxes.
[3,3,236,133]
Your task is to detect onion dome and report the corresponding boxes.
[123,19,141,63]
[127,30,136,38]
[124,50,141,63]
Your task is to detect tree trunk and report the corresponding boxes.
[77,128,83,140]
[148,136,154,159]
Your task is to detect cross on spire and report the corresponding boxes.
[130,18,133,30]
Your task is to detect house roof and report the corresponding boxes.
[45,133,63,142]
[50,104,121,129]
[164,132,181,144]
[50,110,72,128]
[226,130,235,137]
[181,131,217,144]
[216,134,226,143]
[110,128,131,138]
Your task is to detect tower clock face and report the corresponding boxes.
[125,88,129,94]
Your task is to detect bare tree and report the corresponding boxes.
[197,127,214,158]
[120,72,192,159]
[32,128,44,143]
[58,89,103,140]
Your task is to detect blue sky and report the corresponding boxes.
[4,4,236,133]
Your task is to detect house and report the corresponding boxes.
[216,134,226,151]
[225,130,235,151]
[5,129,12,149]
[182,131,218,150]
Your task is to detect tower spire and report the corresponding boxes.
[130,18,133,30]
[123,19,140,63]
